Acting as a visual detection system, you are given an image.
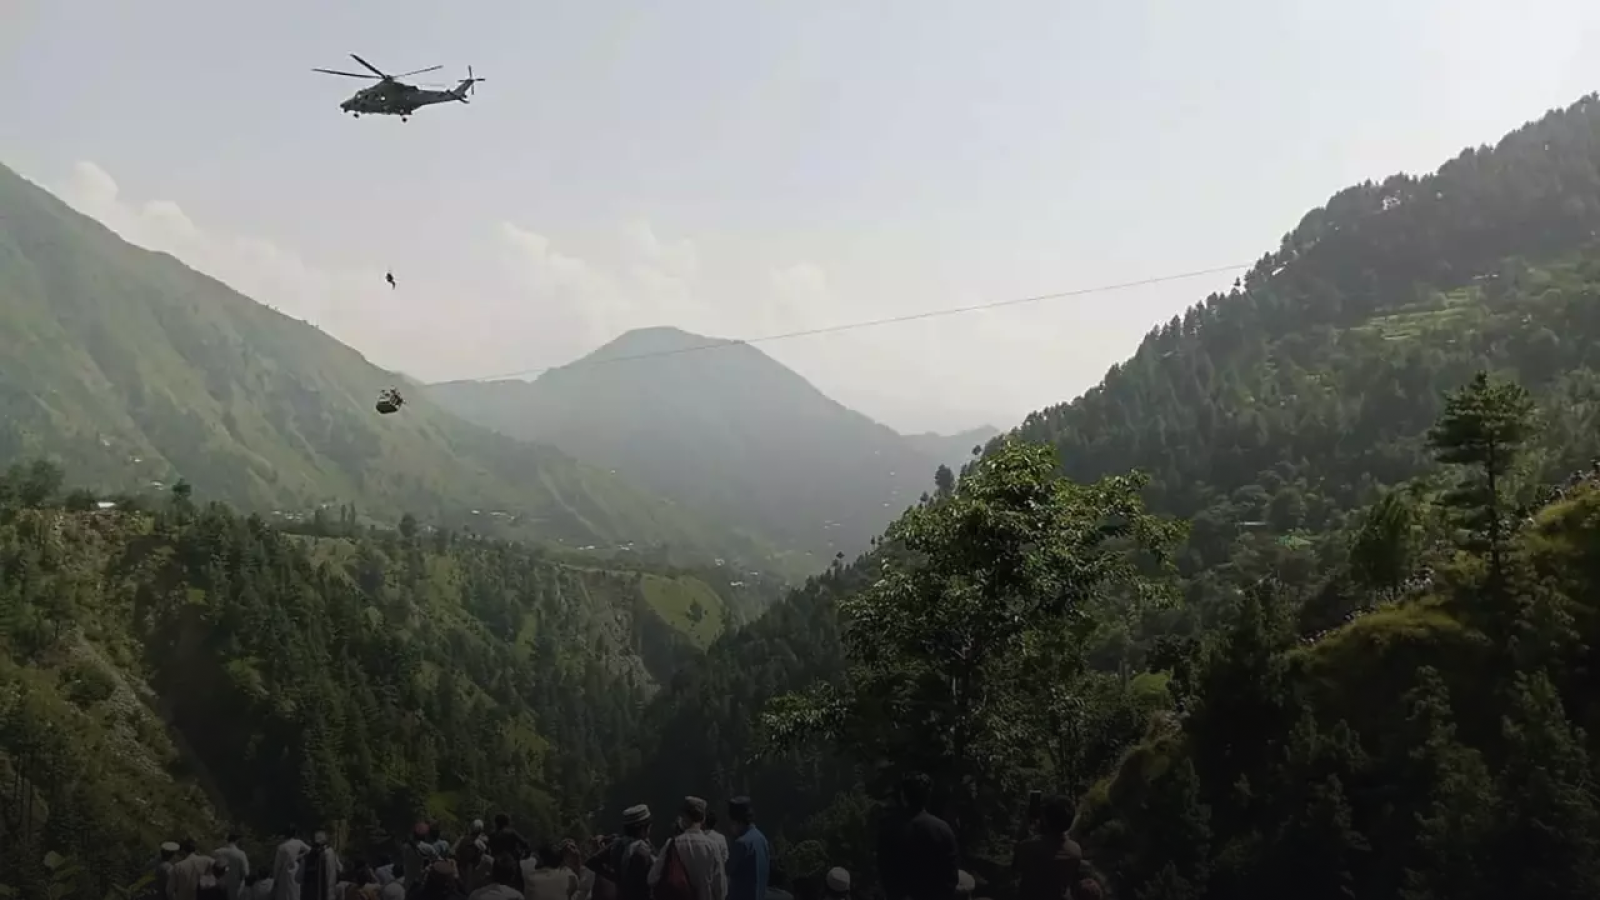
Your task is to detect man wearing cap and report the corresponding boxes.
[607,804,657,900]
[724,798,770,900]
[456,819,490,891]
[647,797,727,900]
[155,842,181,898]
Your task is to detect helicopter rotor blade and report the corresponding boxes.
[313,68,380,79]
[349,53,390,79]
[395,65,444,79]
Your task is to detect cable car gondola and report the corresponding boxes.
[376,388,405,415]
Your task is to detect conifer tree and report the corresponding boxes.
[1427,371,1535,592]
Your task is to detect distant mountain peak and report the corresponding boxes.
[430,323,947,557]
[589,326,736,360]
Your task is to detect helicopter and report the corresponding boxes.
[314,54,485,122]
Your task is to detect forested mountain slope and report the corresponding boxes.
[0,165,757,561]
[1009,94,1600,570]
[0,463,750,894]
[605,92,1600,856]
[429,327,944,562]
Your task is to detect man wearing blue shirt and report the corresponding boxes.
[725,797,771,900]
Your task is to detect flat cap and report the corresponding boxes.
[622,804,652,825]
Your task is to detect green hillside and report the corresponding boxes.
[602,92,1600,891]
[0,463,737,895]
[429,327,945,563]
[0,164,758,561]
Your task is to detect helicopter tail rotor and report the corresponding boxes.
[452,66,485,103]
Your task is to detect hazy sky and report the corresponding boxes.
[5,1,1600,433]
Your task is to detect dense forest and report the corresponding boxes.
[10,85,1600,900]
[0,461,785,898]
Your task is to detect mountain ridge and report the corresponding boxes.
[0,162,760,563]
[429,326,950,561]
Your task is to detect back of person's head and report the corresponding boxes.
[179,837,197,855]
[899,773,932,810]
[727,797,753,825]
[537,843,563,868]
[680,796,707,825]
[491,853,521,886]
[282,824,299,840]
[1041,794,1074,834]
[494,813,511,831]
[1069,877,1103,900]
[226,831,243,845]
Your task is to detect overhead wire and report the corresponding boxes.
[451,262,1252,384]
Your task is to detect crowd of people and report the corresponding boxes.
[144,777,1103,900]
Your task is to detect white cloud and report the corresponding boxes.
[53,161,389,351]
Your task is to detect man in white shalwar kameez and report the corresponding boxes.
[271,827,310,900]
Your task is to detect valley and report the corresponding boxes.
[6,67,1600,900]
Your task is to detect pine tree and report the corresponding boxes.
[1348,488,1419,602]
[1426,371,1535,592]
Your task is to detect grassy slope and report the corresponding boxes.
[638,573,728,649]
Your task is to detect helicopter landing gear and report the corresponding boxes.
[401,116,409,123]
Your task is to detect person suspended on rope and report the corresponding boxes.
[386,270,396,290]
[376,387,405,415]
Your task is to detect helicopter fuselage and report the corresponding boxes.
[339,81,466,117]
